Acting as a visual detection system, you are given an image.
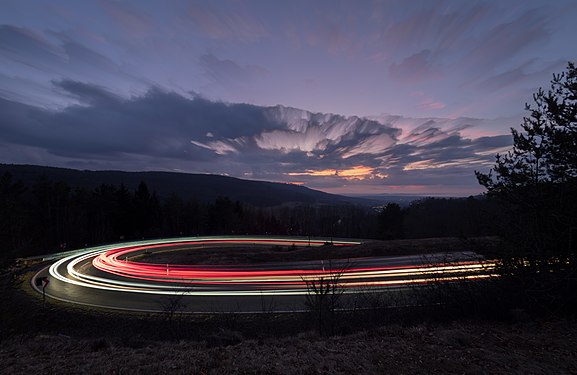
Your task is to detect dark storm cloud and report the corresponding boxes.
[53,80,121,105]
[470,135,511,150]
[0,82,282,163]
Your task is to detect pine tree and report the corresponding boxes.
[475,62,577,308]
[477,62,577,190]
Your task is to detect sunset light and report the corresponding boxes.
[287,165,387,181]
[2,1,573,196]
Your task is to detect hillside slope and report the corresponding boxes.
[0,164,372,207]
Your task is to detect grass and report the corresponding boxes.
[135,236,501,264]
[1,318,576,374]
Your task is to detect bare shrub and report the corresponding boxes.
[159,292,187,322]
[302,260,349,336]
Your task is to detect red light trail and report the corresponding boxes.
[31,236,496,312]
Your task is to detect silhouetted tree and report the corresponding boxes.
[401,197,498,239]
[0,173,27,260]
[206,196,243,234]
[82,184,116,243]
[29,177,73,251]
[476,62,577,308]
[378,203,404,239]
[113,184,133,239]
[303,261,348,336]
[162,193,185,236]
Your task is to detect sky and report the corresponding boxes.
[1,0,576,197]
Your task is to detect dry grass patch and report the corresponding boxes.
[137,237,501,265]
[1,318,576,374]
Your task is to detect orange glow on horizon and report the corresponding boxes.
[288,169,337,177]
[338,165,373,177]
[287,165,387,180]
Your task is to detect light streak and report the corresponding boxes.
[45,236,496,297]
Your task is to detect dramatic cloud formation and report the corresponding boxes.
[0,82,512,195]
[1,0,575,195]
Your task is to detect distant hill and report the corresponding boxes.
[0,164,374,207]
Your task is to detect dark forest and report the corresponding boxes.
[0,172,499,261]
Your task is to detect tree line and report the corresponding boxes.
[0,176,376,259]
[0,172,502,261]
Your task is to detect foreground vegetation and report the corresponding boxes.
[2,316,576,374]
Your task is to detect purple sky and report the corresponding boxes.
[1,0,576,196]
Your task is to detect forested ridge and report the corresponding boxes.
[0,164,367,207]
[0,170,498,261]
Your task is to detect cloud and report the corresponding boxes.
[0,25,149,107]
[199,53,267,86]
[53,79,121,105]
[99,0,155,37]
[480,8,550,59]
[0,82,278,161]
[389,50,441,83]
[372,1,486,52]
[419,98,446,111]
[0,25,65,70]
[187,3,267,42]
[288,166,387,181]
[0,25,119,74]
[306,20,356,55]
[0,81,512,195]
[475,59,566,92]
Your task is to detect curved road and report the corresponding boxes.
[31,236,495,313]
